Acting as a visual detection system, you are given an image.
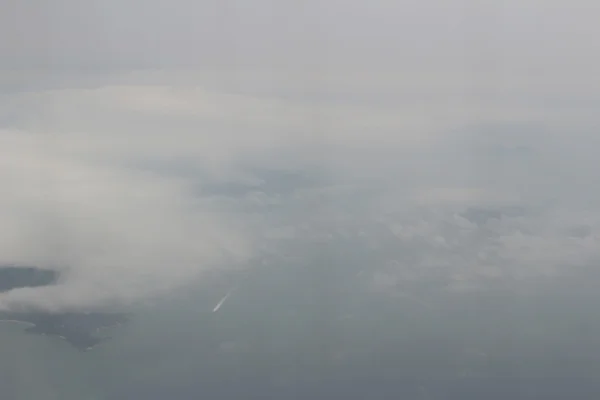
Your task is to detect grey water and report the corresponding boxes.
[2,259,600,400]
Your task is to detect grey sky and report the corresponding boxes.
[3,0,600,73]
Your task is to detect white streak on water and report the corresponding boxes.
[212,288,236,313]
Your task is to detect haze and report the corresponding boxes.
[1,0,599,323]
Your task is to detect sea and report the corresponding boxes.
[2,261,600,400]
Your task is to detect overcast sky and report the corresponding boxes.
[3,0,600,73]
[1,0,600,312]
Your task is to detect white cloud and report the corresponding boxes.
[0,125,254,311]
[1,68,600,311]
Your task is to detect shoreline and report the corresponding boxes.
[0,319,100,351]
[0,319,35,327]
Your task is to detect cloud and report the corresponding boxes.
[1,68,600,311]
[0,127,254,312]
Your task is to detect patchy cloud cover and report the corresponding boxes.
[1,65,599,313]
[1,0,600,314]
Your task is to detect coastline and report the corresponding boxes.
[0,319,35,327]
[0,319,101,351]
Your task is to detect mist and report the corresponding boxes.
[1,0,600,316]
[0,66,599,313]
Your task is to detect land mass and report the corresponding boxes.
[0,310,129,351]
[0,311,128,351]
[0,265,130,351]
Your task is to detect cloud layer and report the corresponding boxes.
[1,67,600,312]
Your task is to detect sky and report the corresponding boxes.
[2,0,600,72]
[1,0,600,313]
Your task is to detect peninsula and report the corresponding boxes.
[0,265,130,351]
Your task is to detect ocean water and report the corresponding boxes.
[2,262,600,400]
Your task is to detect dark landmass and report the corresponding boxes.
[0,265,130,351]
[0,310,130,351]
[0,265,59,292]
